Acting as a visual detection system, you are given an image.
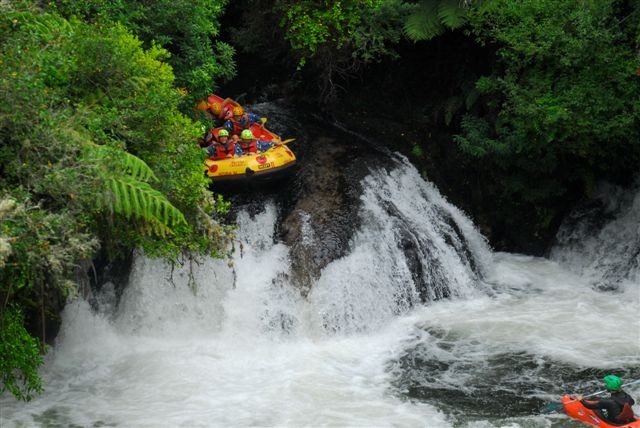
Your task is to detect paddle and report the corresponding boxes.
[261,138,296,154]
[541,379,640,414]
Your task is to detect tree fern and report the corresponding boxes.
[106,176,186,231]
[404,0,473,42]
[86,144,158,183]
[80,142,186,237]
[404,1,443,42]
[439,0,468,28]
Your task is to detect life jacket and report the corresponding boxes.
[612,393,636,423]
[227,115,252,135]
[213,142,236,159]
[613,402,636,422]
[238,140,257,154]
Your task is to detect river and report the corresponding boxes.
[1,141,638,427]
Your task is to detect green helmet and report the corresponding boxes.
[218,129,229,137]
[604,374,622,391]
[240,129,254,140]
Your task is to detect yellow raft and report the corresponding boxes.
[204,144,297,183]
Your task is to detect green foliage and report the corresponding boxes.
[0,6,234,400]
[51,0,236,108]
[455,0,640,226]
[410,144,424,158]
[228,0,408,103]
[0,306,44,402]
[0,195,98,294]
[278,0,408,66]
[106,176,187,234]
[285,0,409,101]
[214,194,232,216]
[81,143,187,236]
[404,0,471,42]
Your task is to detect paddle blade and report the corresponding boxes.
[541,401,565,414]
[282,138,296,145]
[260,117,267,125]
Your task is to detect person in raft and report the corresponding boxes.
[577,375,636,424]
[209,101,234,126]
[203,129,242,160]
[223,106,263,135]
[237,129,279,155]
[195,99,234,127]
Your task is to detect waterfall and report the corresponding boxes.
[550,180,640,290]
[308,155,492,334]
[1,160,638,428]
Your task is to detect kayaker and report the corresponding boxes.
[223,106,263,135]
[237,129,278,155]
[204,129,242,159]
[578,375,636,424]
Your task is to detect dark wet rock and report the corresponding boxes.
[279,136,361,296]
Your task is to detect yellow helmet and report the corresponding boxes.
[210,103,222,115]
[240,129,254,140]
[233,106,244,116]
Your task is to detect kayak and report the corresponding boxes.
[203,125,296,183]
[562,395,640,427]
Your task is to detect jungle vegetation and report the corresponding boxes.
[1,0,639,401]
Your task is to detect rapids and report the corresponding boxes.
[1,156,638,427]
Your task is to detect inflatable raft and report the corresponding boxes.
[203,123,296,183]
[562,395,639,427]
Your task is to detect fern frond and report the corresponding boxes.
[404,0,445,42]
[106,176,187,235]
[443,96,463,126]
[438,0,467,29]
[465,87,480,110]
[120,179,132,218]
[120,150,158,182]
[138,220,172,237]
[404,0,470,42]
[83,143,158,182]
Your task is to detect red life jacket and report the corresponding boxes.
[239,139,257,154]
[227,114,252,135]
[615,403,636,423]
[213,142,236,159]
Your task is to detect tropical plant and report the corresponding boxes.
[455,0,640,230]
[51,0,236,109]
[229,0,409,104]
[403,0,473,42]
[0,6,233,400]
[0,306,44,402]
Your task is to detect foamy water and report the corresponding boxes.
[1,163,638,428]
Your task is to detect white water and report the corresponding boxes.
[550,180,640,288]
[1,162,639,428]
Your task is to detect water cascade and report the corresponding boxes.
[1,158,638,428]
